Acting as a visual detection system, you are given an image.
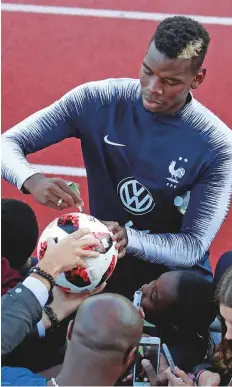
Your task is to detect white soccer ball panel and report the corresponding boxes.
[39,226,67,243]
[56,272,96,293]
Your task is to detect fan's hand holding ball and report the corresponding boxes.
[37,213,118,293]
[41,283,106,330]
[39,228,100,278]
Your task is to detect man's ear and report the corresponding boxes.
[191,68,206,89]
[66,319,74,342]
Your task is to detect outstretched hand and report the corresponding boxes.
[42,282,106,329]
[141,353,169,386]
[102,221,128,259]
[198,370,221,386]
[165,367,194,386]
[121,348,168,385]
[38,227,101,278]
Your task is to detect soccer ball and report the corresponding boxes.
[37,212,118,293]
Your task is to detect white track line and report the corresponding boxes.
[1,3,232,26]
[34,164,87,177]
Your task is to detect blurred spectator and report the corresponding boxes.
[2,293,143,386]
[140,270,215,372]
[1,198,39,271]
[2,228,101,358]
[1,257,23,296]
[141,255,232,386]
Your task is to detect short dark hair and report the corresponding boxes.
[1,198,39,269]
[171,271,215,332]
[151,16,210,71]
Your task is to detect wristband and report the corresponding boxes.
[43,305,59,330]
[29,266,56,290]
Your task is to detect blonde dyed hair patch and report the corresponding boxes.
[177,38,203,59]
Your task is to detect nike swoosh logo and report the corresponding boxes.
[104,135,125,147]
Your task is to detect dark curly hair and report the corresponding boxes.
[151,16,210,71]
[1,198,39,269]
[171,271,216,333]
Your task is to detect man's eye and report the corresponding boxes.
[165,80,178,86]
[144,69,152,75]
[143,65,152,75]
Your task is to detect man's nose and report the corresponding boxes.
[148,76,163,95]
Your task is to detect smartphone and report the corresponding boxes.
[162,343,175,371]
[133,290,142,309]
[133,336,161,386]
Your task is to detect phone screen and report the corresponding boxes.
[134,343,160,385]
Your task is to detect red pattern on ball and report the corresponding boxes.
[39,241,48,260]
[58,214,79,227]
[105,255,117,278]
[66,266,90,283]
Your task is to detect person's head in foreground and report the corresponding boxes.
[141,270,215,333]
[140,16,210,114]
[53,293,143,386]
[1,198,39,270]
[215,265,232,370]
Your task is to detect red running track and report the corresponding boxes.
[2,1,232,268]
